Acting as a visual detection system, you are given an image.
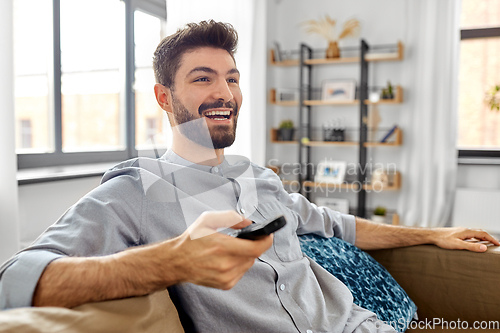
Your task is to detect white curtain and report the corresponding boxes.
[398,0,461,227]
[0,0,20,262]
[165,0,267,166]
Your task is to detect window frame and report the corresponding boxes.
[458,26,500,159]
[16,0,167,169]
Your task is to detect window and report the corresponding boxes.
[60,0,125,152]
[14,0,167,168]
[13,0,52,154]
[20,120,33,149]
[134,10,170,151]
[457,0,500,158]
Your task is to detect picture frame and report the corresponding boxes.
[314,161,347,184]
[276,88,298,102]
[315,197,349,214]
[321,79,356,101]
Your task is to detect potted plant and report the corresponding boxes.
[372,206,386,223]
[381,81,394,100]
[485,84,500,112]
[278,120,295,141]
[302,16,360,59]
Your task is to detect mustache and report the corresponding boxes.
[198,100,238,116]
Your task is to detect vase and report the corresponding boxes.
[279,128,295,141]
[326,41,340,59]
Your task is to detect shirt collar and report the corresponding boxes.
[161,150,229,173]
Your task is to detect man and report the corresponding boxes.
[0,20,498,332]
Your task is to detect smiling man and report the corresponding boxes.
[0,20,498,333]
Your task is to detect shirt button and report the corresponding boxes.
[212,166,219,173]
[280,284,285,291]
[306,330,313,333]
[240,208,245,214]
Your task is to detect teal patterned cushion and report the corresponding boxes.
[299,234,417,332]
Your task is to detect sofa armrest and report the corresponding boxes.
[367,245,500,323]
[0,290,184,333]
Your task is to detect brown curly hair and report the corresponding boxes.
[153,20,238,90]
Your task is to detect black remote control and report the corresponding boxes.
[236,215,287,240]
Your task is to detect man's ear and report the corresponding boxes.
[154,83,173,113]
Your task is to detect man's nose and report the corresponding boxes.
[213,79,234,102]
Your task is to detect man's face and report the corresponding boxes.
[169,47,242,149]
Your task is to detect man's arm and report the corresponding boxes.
[33,211,273,308]
[354,217,500,252]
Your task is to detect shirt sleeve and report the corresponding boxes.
[280,191,356,245]
[0,168,145,310]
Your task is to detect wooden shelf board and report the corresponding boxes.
[304,57,359,65]
[304,100,358,106]
[364,142,400,147]
[271,59,299,66]
[271,140,297,144]
[304,141,358,147]
[363,184,400,191]
[271,101,298,107]
[302,141,402,148]
[302,181,358,190]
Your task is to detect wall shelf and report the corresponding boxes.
[303,86,403,106]
[363,172,401,191]
[270,128,297,144]
[270,41,404,67]
[269,88,298,106]
[271,127,403,147]
[304,100,358,106]
[302,181,358,190]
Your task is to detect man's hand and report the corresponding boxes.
[33,210,272,308]
[158,210,273,290]
[355,217,500,252]
[430,227,500,252]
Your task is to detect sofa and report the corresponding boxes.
[0,244,498,333]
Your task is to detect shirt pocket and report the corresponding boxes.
[254,201,303,262]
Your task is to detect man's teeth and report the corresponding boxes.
[204,110,231,116]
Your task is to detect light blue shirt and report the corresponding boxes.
[0,151,389,332]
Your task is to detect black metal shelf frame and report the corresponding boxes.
[297,39,374,218]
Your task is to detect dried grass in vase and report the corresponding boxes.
[302,16,360,59]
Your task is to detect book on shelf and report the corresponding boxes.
[380,125,398,143]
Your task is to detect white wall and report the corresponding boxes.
[457,165,500,190]
[0,0,20,263]
[17,177,101,248]
[453,164,500,233]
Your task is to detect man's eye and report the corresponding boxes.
[228,78,238,83]
[194,77,209,82]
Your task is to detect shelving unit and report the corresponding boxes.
[269,40,404,221]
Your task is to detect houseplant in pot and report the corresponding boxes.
[372,206,386,223]
[278,120,295,141]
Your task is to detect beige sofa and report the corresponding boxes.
[1,244,498,332]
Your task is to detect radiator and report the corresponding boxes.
[453,188,500,235]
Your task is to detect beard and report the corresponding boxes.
[171,92,239,149]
